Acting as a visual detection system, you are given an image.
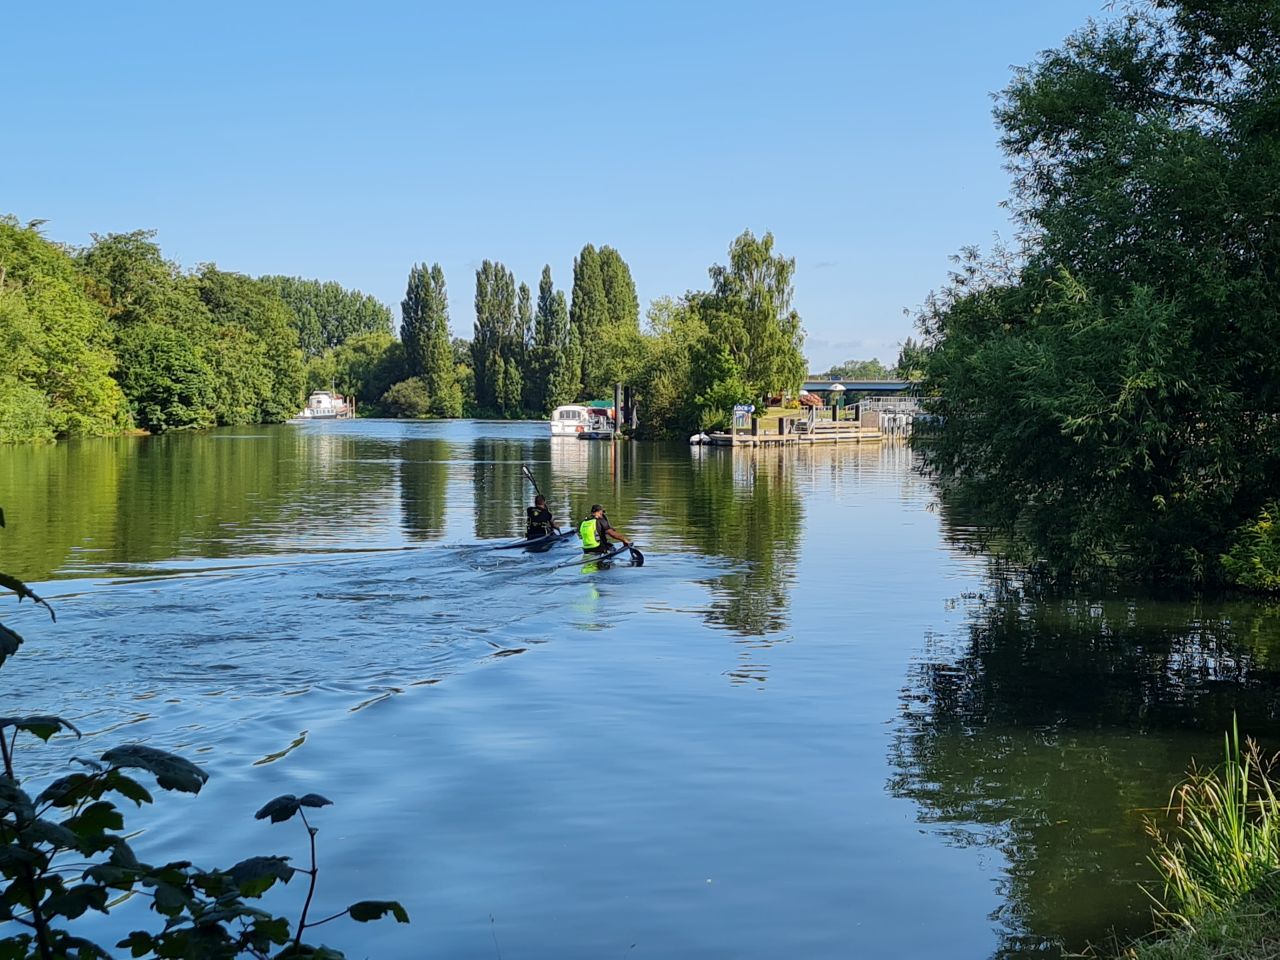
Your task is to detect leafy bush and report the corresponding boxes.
[380,377,432,419]
[1221,503,1280,594]
[0,509,408,958]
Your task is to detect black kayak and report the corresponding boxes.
[493,530,576,552]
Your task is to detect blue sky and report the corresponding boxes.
[5,1,1106,371]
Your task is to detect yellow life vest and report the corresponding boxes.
[579,517,600,549]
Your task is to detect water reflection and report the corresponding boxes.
[889,591,1280,957]
[399,438,450,541]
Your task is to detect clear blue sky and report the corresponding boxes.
[6,1,1106,372]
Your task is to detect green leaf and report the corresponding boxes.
[83,863,137,888]
[0,572,55,621]
[101,745,208,794]
[347,899,410,923]
[109,837,141,870]
[253,792,330,823]
[35,773,103,808]
[105,770,153,807]
[44,883,109,920]
[19,817,79,850]
[251,916,291,944]
[0,714,80,742]
[0,776,35,820]
[69,800,125,837]
[0,623,22,668]
[117,931,154,958]
[152,881,190,917]
[227,855,295,896]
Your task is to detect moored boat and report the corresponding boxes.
[292,390,352,420]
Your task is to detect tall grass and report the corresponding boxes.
[1145,718,1280,928]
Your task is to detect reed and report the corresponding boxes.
[1144,718,1280,929]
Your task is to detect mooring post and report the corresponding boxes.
[613,382,622,440]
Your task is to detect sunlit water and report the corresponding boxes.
[3,421,1279,958]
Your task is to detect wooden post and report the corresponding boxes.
[613,382,623,440]
[778,416,786,436]
[751,416,759,437]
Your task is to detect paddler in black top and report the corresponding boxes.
[578,504,630,555]
[525,495,560,539]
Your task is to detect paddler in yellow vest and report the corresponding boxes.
[578,504,630,556]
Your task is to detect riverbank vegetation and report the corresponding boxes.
[1,218,805,441]
[1124,723,1280,960]
[913,1,1280,592]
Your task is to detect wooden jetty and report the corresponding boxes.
[706,419,883,448]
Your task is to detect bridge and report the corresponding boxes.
[802,376,911,394]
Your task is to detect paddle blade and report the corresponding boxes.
[629,547,645,567]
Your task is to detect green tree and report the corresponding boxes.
[330,331,408,409]
[569,244,610,398]
[825,358,891,379]
[632,297,706,439]
[263,275,392,357]
[77,230,218,432]
[894,336,927,380]
[598,245,639,331]
[381,376,432,418]
[401,263,460,417]
[195,268,305,425]
[701,229,806,407]
[918,1,1280,585]
[526,265,578,414]
[471,261,523,416]
[115,322,216,432]
[0,217,127,440]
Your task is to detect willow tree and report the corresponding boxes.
[699,229,806,407]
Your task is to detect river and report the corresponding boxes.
[3,420,1279,958]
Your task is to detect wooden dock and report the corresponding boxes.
[705,422,883,448]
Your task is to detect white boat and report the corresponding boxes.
[550,404,591,437]
[293,391,352,420]
[549,404,616,439]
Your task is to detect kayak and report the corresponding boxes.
[493,530,575,552]
[554,543,646,570]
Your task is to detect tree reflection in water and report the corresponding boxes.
[889,590,1280,958]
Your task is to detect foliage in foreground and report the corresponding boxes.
[1144,722,1280,930]
[0,513,407,958]
[1122,882,1280,960]
[915,1,1280,586]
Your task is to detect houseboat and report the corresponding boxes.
[293,391,352,420]
[550,403,616,439]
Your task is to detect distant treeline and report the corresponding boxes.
[0,218,806,442]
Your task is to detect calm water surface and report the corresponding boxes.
[3,421,1279,958]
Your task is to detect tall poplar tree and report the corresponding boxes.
[423,264,460,417]
[472,261,522,416]
[569,244,609,398]
[400,263,460,416]
[400,264,430,381]
[598,246,639,330]
[525,265,577,415]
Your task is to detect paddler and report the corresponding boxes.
[578,504,630,556]
[526,494,560,539]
